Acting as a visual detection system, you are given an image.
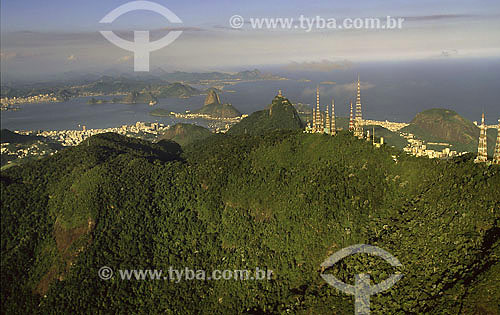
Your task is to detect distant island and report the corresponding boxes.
[87,97,122,105]
[86,82,200,105]
[149,108,172,116]
[88,91,158,105]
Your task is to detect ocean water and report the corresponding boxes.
[264,58,500,124]
[2,59,500,131]
[1,96,208,131]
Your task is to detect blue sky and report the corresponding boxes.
[1,0,500,80]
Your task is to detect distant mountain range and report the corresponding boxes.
[1,69,285,99]
[85,80,201,105]
[80,76,201,99]
[148,69,285,83]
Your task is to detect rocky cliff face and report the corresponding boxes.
[204,89,221,106]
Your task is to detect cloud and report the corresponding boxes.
[402,14,476,22]
[162,26,205,32]
[212,25,243,31]
[302,81,375,98]
[284,60,353,72]
[333,81,375,94]
[439,49,459,58]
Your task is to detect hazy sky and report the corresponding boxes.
[2,0,500,80]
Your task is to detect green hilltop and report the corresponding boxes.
[1,129,499,314]
[401,108,497,155]
[1,129,46,144]
[158,123,212,147]
[154,82,200,98]
[227,94,305,135]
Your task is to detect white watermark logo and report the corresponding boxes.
[320,244,403,315]
[229,15,245,29]
[229,15,404,32]
[99,1,183,72]
[98,266,273,282]
[98,266,114,280]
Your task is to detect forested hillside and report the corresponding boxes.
[1,131,499,314]
[401,108,497,155]
[227,95,304,135]
[159,123,212,146]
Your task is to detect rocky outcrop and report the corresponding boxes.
[204,89,221,106]
[194,89,241,118]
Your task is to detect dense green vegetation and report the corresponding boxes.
[228,95,305,135]
[1,129,46,144]
[159,123,213,146]
[1,129,499,314]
